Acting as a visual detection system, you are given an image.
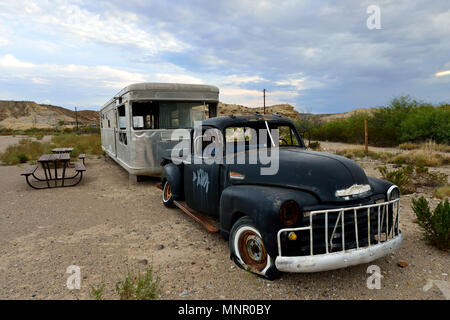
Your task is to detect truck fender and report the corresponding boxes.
[161,163,183,201]
[219,185,315,257]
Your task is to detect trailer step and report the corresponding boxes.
[173,200,219,234]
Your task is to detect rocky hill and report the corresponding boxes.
[218,102,301,119]
[0,101,99,130]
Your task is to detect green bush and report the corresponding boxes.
[115,265,161,300]
[411,197,449,250]
[308,141,321,150]
[89,283,106,300]
[378,166,413,194]
[298,96,450,146]
[378,165,448,194]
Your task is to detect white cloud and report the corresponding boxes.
[32,78,51,85]
[435,70,450,77]
[220,86,298,107]
[0,54,146,88]
[0,54,206,90]
[221,74,267,85]
[0,0,187,55]
[276,75,306,90]
[152,73,204,84]
[275,73,325,91]
[0,54,35,68]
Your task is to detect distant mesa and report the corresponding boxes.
[0,100,99,130]
[0,100,374,130]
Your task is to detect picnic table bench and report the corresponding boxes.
[21,153,86,189]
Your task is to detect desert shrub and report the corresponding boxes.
[0,139,51,165]
[411,197,449,250]
[336,147,390,161]
[17,153,28,163]
[378,166,413,194]
[308,141,321,150]
[434,186,450,200]
[398,142,418,150]
[89,283,106,300]
[389,150,450,167]
[115,265,161,300]
[378,165,448,194]
[50,133,102,156]
[420,140,450,153]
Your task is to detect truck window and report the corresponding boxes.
[278,125,300,146]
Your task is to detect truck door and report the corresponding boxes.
[184,127,222,217]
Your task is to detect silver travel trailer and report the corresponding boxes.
[100,83,219,179]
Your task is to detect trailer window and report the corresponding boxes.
[118,105,126,129]
[159,102,206,129]
[132,102,159,130]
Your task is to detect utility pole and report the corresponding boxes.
[75,107,79,132]
[364,118,368,155]
[263,89,266,114]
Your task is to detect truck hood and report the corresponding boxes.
[227,148,371,203]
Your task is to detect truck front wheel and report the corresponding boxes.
[229,216,279,280]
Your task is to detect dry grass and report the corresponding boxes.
[0,133,102,165]
[389,149,450,167]
[398,142,419,150]
[336,147,392,161]
[398,141,450,153]
[434,186,450,199]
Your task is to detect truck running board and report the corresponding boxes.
[156,183,219,233]
[173,200,220,234]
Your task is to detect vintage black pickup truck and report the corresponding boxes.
[160,114,402,280]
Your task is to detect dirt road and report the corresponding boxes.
[0,146,448,300]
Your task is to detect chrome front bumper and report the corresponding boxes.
[276,232,402,272]
[275,198,402,273]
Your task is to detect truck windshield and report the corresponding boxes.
[225,123,303,153]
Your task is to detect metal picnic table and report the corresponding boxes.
[52,147,86,165]
[51,147,74,154]
[20,153,86,189]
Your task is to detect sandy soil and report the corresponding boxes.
[0,138,448,300]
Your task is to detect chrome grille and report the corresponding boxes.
[277,199,401,256]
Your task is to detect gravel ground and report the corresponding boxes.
[0,138,448,300]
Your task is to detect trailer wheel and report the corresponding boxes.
[162,180,175,208]
[230,216,279,280]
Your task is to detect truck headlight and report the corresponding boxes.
[387,185,400,200]
[280,200,300,226]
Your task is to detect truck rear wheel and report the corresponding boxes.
[230,216,279,280]
[162,180,175,208]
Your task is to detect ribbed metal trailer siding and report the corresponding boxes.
[100,83,219,178]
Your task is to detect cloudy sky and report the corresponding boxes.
[0,0,448,113]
